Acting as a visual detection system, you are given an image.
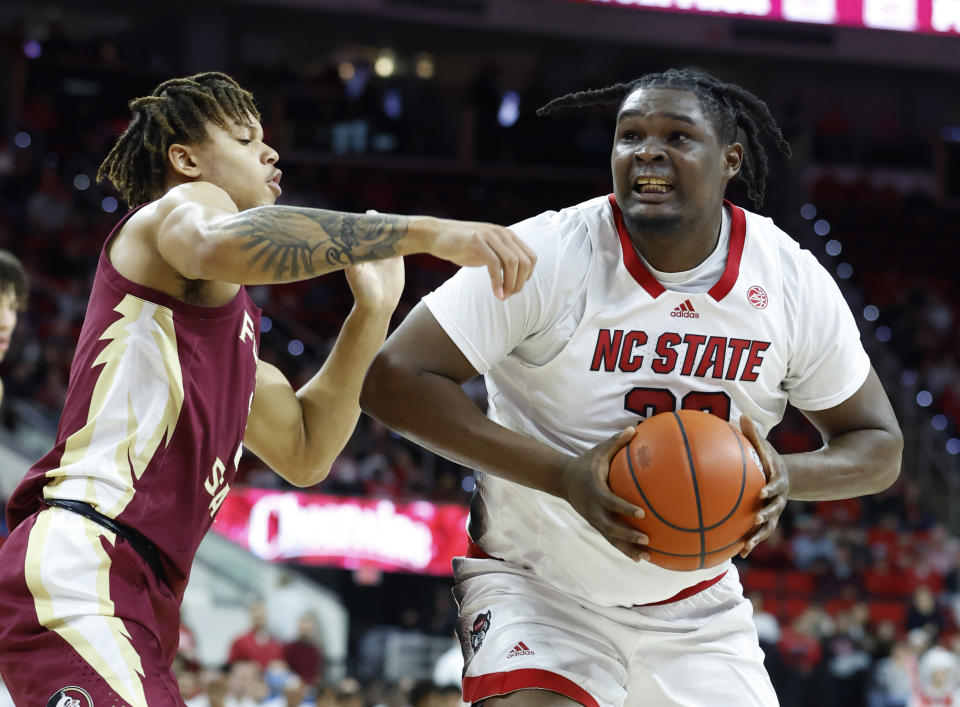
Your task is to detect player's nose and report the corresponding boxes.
[634,139,667,162]
[264,144,279,165]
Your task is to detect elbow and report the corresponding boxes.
[872,426,904,493]
[277,456,331,488]
[286,465,331,489]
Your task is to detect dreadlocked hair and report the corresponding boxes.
[97,72,260,207]
[536,68,791,208]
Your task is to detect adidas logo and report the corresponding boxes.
[507,641,535,659]
[670,299,700,319]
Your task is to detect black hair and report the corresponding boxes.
[537,68,791,207]
[97,72,260,207]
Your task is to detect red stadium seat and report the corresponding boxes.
[824,598,858,616]
[868,601,908,627]
[815,498,863,524]
[741,568,780,594]
[783,571,817,596]
[782,598,810,622]
[761,597,786,620]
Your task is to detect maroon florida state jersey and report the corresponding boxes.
[6,209,261,599]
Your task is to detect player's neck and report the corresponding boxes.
[627,209,723,273]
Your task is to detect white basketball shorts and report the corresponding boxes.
[453,558,778,707]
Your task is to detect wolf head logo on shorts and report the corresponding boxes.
[47,687,93,707]
[470,610,492,653]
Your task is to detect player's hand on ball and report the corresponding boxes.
[344,256,405,314]
[426,219,536,300]
[738,413,790,558]
[557,427,650,563]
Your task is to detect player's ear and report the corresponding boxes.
[723,143,743,180]
[168,143,202,179]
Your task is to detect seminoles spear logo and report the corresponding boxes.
[470,610,492,653]
[47,687,94,707]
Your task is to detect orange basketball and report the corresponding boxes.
[608,410,766,571]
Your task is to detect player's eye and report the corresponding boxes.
[237,139,252,145]
[669,131,689,142]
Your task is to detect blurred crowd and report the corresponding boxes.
[737,473,960,706]
[2,14,960,706]
[807,177,960,443]
[172,603,463,707]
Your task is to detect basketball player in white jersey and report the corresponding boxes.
[361,68,903,706]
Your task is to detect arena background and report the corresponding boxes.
[1,0,959,704]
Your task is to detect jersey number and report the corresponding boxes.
[624,387,732,421]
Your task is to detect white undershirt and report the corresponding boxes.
[637,206,731,294]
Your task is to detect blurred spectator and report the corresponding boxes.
[824,609,873,706]
[0,249,28,408]
[334,678,364,707]
[284,613,325,685]
[261,673,312,707]
[228,603,285,669]
[905,587,947,640]
[910,646,960,706]
[870,639,918,707]
[776,606,833,707]
[409,680,445,707]
[750,592,782,646]
[790,515,837,571]
[261,659,298,703]
[225,660,268,707]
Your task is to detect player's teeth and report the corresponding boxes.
[635,179,671,188]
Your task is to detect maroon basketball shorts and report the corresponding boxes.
[0,507,184,706]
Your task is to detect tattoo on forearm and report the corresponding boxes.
[225,207,409,280]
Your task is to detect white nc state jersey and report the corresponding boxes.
[423,194,870,607]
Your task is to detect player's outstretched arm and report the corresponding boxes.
[243,256,403,486]
[738,366,902,557]
[361,303,650,562]
[154,182,535,298]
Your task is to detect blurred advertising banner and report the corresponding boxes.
[571,0,960,34]
[212,488,470,576]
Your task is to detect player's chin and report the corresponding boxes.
[625,200,682,227]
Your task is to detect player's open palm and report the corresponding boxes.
[345,256,404,313]
[428,219,537,300]
[738,413,790,558]
[557,427,650,563]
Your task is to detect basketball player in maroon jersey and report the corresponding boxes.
[0,249,28,408]
[0,72,534,706]
[362,69,903,705]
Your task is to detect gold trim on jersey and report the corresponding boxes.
[25,508,148,706]
[44,295,185,518]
